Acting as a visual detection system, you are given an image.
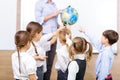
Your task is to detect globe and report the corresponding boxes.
[61,6,79,26]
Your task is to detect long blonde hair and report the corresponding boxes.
[69,37,92,61]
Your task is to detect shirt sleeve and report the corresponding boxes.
[84,32,103,51]
[98,52,110,80]
[35,1,44,25]
[39,33,53,51]
[67,61,79,80]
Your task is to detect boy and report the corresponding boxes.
[80,29,119,80]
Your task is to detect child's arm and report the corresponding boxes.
[79,28,103,51]
[39,26,64,51]
[39,33,54,51]
[33,55,47,61]
[67,61,79,80]
[26,56,37,80]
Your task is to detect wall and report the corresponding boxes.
[21,0,118,53]
[0,0,17,50]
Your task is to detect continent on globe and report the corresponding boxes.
[61,5,78,26]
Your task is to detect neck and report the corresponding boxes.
[32,38,38,42]
[104,43,110,47]
[19,47,28,52]
[48,0,52,3]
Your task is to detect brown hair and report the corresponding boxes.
[15,30,31,73]
[58,28,71,45]
[59,29,67,44]
[26,21,43,56]
[103,30,119,45]
[69,37,93,61]
[26,21,42,39]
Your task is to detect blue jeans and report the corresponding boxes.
[57,70,67,80]
[37,66,44,80]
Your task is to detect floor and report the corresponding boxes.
[0,50,120,80]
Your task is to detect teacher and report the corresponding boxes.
[35,0,61,80]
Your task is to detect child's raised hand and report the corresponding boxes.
[79,27,85,33]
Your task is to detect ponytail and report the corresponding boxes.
[16,47,21,74]
[31,41,39,56]
[86,42,92,61]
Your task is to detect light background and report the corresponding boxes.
[0,0,117,51]
[20,0,118,53]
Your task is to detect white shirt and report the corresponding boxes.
[55,45,71,72]
[67,54,86,80]
[27,33,53,72]
[55,38,72,72]
[11,51,37,80]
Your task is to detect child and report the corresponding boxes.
[80,29,119,80]
[55,28,72,80]
[26,21,61,80]
[67,37,93,80]
[11,31,37,80]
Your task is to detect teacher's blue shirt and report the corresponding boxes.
[35,0,58,34]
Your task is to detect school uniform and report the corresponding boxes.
[67,54,86,80]
[55,45,71,80]
[85,32,114,80]
[11,51,37,80]
[55,38,72,80]
[27,33,53,80]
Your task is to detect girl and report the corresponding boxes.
[26,21,60,80]
[11,31,37,80]
[55,28,72,80]
[67,37,93,80]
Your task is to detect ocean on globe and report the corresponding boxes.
[61,6,78,26]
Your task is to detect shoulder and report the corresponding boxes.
[69,61,78,68]
[11,51,17,58]
[68,61,79,73]
[35,0,45,8]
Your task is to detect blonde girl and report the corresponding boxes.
[67,37,93,80]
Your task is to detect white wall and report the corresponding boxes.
[0,0,17,50]
[21,0,117,52]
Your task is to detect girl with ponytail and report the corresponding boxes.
[11,31,37,80]
[26,21,62,80]
[67,37,93,80]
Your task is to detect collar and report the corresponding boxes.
[14,51,28,57]
[44,0,54,4]
[74,54,86,60]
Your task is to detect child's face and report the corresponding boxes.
[35,31,43,41]
[101,35,108,45]
[26,41,31,50]
[59,32,66,42]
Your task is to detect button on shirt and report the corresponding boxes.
[35,0,58,34]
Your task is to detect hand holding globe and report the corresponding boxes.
[61,6,79,26]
